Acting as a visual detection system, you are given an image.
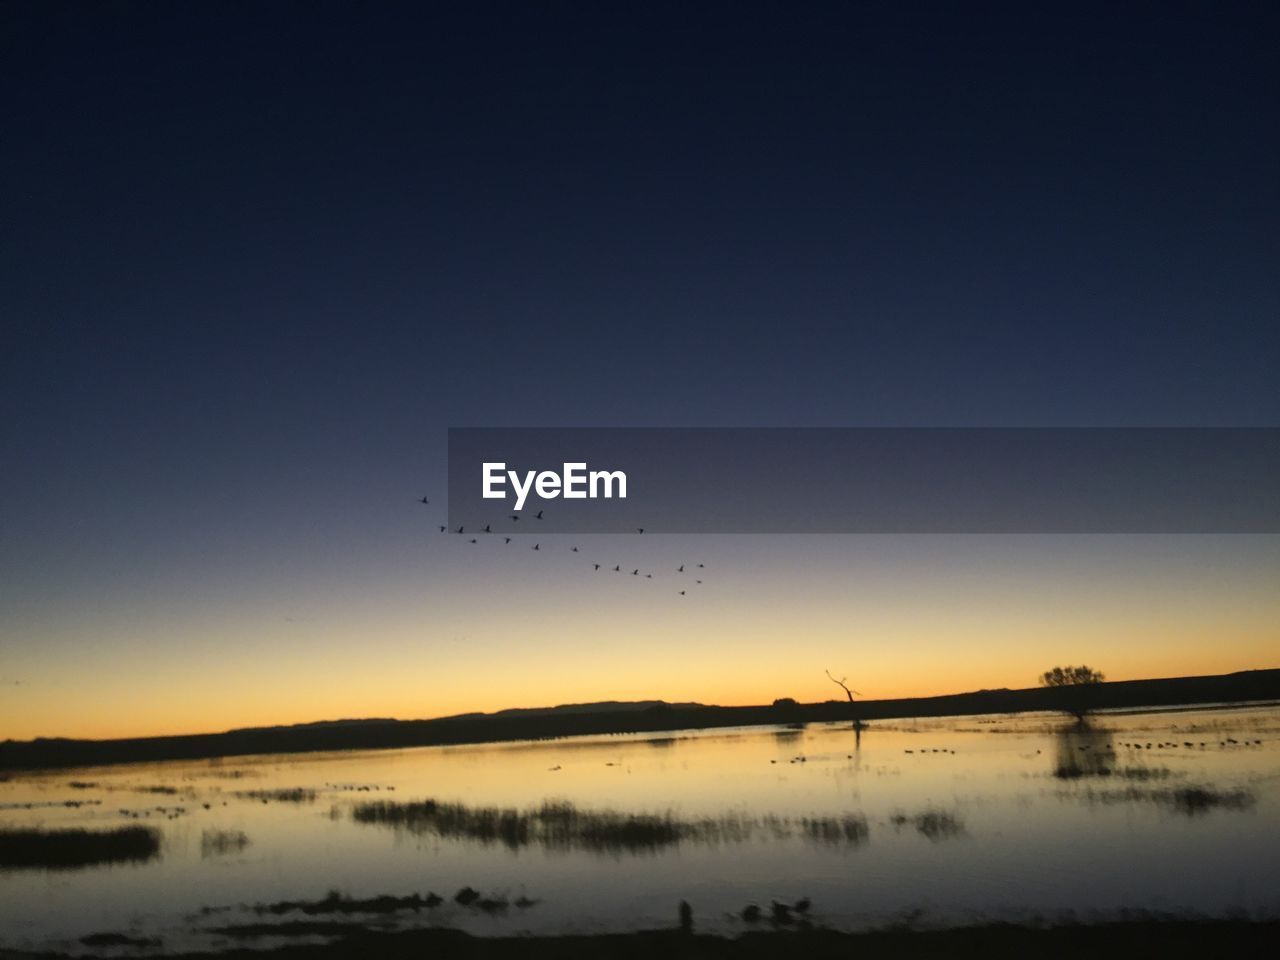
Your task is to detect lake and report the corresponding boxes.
[2,704,1278,953]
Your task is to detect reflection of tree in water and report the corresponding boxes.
[1052,724,1115,779]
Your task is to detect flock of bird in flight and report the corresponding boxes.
[416,496,706,595]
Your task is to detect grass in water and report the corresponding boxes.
[0,826,160,869]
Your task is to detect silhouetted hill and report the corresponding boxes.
[2,669,1276,772]
[440,700,705,721]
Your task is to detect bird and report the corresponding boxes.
[510,515,520,521]
[637,528,645,534]
[438,525,446,533]
[679,590,685,596]
[455,525,465,534]
[483,524,491,533]
[593,563,601,570]
[632,569,639,575]
[613,565,621,572]
[468,538,478,544]
[571,546,579,552]
[504,537,512,544]
[645,573,652,578]
[697,563,704,568]
[535,509,544,519]
[696,580,702,584]
[677,564,684,572]
[532,543,540,551]
[417,496,430,504]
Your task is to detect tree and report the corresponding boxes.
[825,669,863,728]
[1039,665,1105,722]
[824,669,860,703]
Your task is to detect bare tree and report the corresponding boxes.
[825,670,866,733]
[825,669,861,704]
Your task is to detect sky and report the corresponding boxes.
[2,2,1278,739]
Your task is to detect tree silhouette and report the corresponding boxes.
[825,669,863,728]
[1039,665,1106,722]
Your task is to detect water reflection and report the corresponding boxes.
[1051,724,1116,779]
[1048,721,1260,815]
[0,705,1276,951]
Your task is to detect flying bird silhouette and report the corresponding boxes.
[438,525,446,533]
[632,569,639,575]
[535,510,544,519]
[532,543,540,551]
[677,564,684,572]
[571,546,579,552]
[483,524,491,533]
[504,537,512,544]
[455,525,465,534]
[637,528,645,534]
[593,563,601,570]
[417,496,430,505]
[613,565,621,572]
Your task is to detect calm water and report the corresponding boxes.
[2,704,1279,953]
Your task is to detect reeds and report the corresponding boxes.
[351,798,863,853]
[0,826,160,869]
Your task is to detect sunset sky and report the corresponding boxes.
[2,3,1278,740]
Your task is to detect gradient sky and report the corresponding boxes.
[2,2,1278,739]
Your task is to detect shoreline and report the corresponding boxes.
[3,668,1278,773]
[4,919,1279,960]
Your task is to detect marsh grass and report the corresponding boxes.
[80,932,160,948]
[235,788,317,804]
[0,825,160,869]
[888,809,966,842]
[351,798,868,853]
[1071,784,1255,815]
[800,814,870,845]
[253,890,444,916]
[201,829,250,857]
[1052,764,1179,781]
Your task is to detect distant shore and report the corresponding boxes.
[2,668,1277,772]
[3,919,1278,960]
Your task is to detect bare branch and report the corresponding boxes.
[825,669,862,702]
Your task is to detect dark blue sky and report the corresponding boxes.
[2,2,1278,735]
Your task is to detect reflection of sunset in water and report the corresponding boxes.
[2,705,1278,951]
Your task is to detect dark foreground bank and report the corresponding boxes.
[3,920,1278,960]
[3,668,1278,772]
